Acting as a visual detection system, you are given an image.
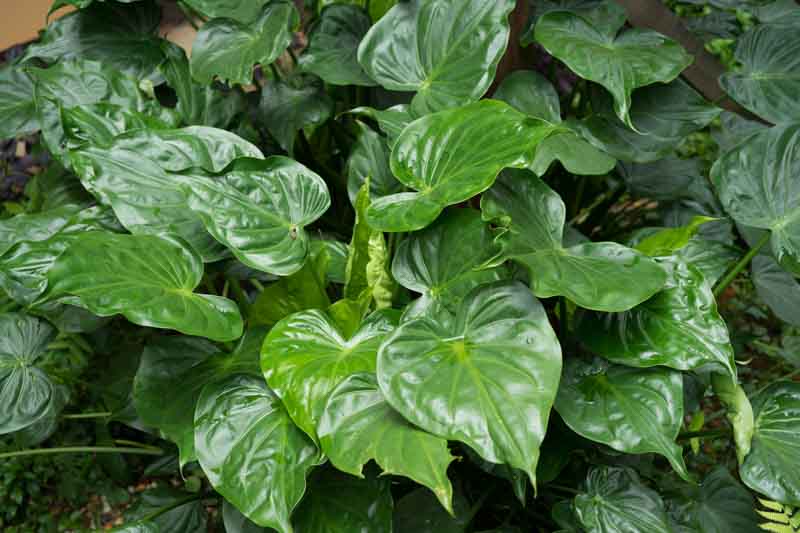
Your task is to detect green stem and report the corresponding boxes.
[0,446,164,459]
[677,428,729,441]
[546,483,580,495]
[226,277,250,316]
[113,439,163,452]
[713,231,771,297]
[62,412,111,420]
[287,47,299,67]
[250,279,265,292]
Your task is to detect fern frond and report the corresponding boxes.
[758,498,800,533]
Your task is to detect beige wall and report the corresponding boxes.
[1,0,73,51]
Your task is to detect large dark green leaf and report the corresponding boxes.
[133,330,265,465]
[293,466,393,533]
[194,374,322,532]
[181,157,330,276]
[181,0,270,22]
[494,70,615,176]
[573,466,673,533]
[555,358,690,480]
[43,232,243,341]
[0,66,38,138]
[367,100,555,232]
[720,24,800,124]
[0,313,57,434]
[535,1,692,130]
[300,5,376,86]
[392,208,507,320]
[345,121,402,205]
[711,125,800,273]
[21,2,165,80]
[357,0,515,115]
[191,1,298,86]
[579,256,736,378]
[318,372,454,512]
[124,486,207,533]
[481,169,666,312]
[740,381,800,505]
[262,309,397,442]
[393,487,470,533]
[752,254,800,326]
[378,280,562,486]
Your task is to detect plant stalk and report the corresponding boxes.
[62,412,112,420]
[713,231,771,297]
[0,446,164,459]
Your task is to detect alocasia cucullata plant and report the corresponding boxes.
[2,0,800,531]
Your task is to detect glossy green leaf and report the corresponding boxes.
[740,382,800,505]
[711,124,800,272]
[358,0,515,115]
[222,501,272,533]
[574,466,673,533]
[293,466,393,533]
[124,486,207,533]
[720,25,800,124]
[133,329,265,465]
[378,280,562,486]
[191,1,298,86]
[0,313,58,434]
[752,254,800,327]
[367,100,555,232]
[348,104,414,146]
[181,157,330,276]
[345,121,402,205]
[635,217,717,257]
[481,169,666,312]
[318,372,454,512]
[0,66,38,138]
[300,5,376,86]
[555,357,690,480]
[535,1,692,130]
[393,487,470,533]
[181,0,271,22]
[494,70,615,176]
[262,309,397,442]
[579,256,736,378]
[259,75,333,156]
[194,374,322,532]
[675,237,741,285]
[43,232,243,341]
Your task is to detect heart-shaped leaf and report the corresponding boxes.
[377,280,562,486]
[194,374,322,533]
[262,309,397,442]
[752,254,800,327]
[191,1,298,86]
[367,100,555,232]
[181,0,271,22]
[534,1,692,129]
[555,357,690,480]
[481,169,666,312]
[357,0,515,115]
[318,372,455,512]
[43,232,243,341]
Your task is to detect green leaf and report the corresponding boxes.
[191,0,298,86]
[194,374,322,533]
[675,237,741,285]
[181,0,271,22]
[181,157,330,276]
[481,169,667,312]
[720,24,800,124]
[125,486,207,533]
[293,466,393,533]
[494,70,615,176]
[262,308,397,442]
[740,382,800,506]
[367,100,555,232]
[573,466,673,533]
[0,313,58,434]
[378,280,562,486]
[711,373,754,465]
[299,5,376,86]
[711,124,800,273]
[392,208,507,320]
[357,0,515,115]
[534,1,692,130]
[752,254,800,327]
[133,329,265,465]
[635,216,717,257]
[43,232,243,341]
[348,104,414,146]
[222,500,272,533]
[555,357,690,481]
[346,121,403,205]
[319,372,455,512]
[259,75,333,156]
[0,66,38,138]
[21,2,165,80]
[393,487,470,533]
[578,256,736,378]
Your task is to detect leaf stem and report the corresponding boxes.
[546,483,581,495]
[113,439,163,452]
[677,428,730,441]
[713,231,771,297]
[0,446,164,459]
[61,412,111,420]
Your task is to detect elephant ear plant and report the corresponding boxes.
[2,0,800,530]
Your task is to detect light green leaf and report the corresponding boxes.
[635,216,717,257]
[194,374,322,533]
[357,0,515,115]
[378,280,562,486]
[191,0,298,86]
[367,100,555,232]
[481,169,666,312]
[0,66,38,138]
[712,373,754,465]
[534,1,692,130]
[262,309,397,442]
[555,357,690,481]
[43,232,243,341]
[346,121,403,205]
[318,372,454,512]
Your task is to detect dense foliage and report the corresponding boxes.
[1,0,800,531]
